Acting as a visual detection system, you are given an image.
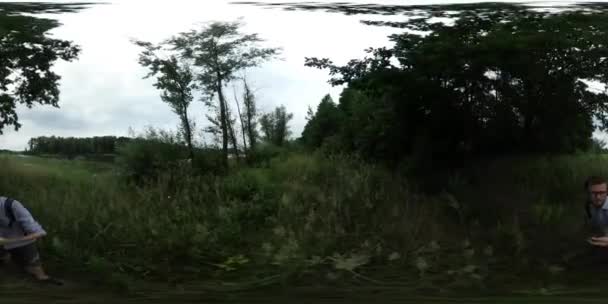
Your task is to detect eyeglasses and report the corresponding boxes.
[591,191,608,196]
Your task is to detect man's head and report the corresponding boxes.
[586,175,608,208]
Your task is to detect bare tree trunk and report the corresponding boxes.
[178,87,195,166]
[225,97,240,163]
[233,84,249,154]
[182,108,195,164]
[243,79,256,152]
[217,76,229,169]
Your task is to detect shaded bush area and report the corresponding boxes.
[114,128,226,184]
[27,136,131,158]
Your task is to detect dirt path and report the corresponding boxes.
[3,280,608,304]
[2,264,607,304]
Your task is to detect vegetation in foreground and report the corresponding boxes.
[1,149,607,294]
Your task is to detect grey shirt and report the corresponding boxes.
[0,197,47,250]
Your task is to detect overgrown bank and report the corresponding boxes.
[0,152,604,293]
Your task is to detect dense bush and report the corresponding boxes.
[115,128,225,183]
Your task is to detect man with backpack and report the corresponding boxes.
[0,196,61,285]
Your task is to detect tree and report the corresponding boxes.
[232,83,249,154]
[203,91,240,159]
[259,105,293,147]
[301,94,342,148]
[0,6,81,133]
[204,101,223,146]
[224,93,240,160]
[133,40,197,162]
[242,78,259,152]
[233,77,259,158]
[259,113,274,146]
[168,20,280,168]
[305,8,608,163]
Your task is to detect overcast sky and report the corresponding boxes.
[0,0,605,150]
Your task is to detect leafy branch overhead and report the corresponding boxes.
[0,8,82,133]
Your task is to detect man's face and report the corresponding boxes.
[589,183,608,208]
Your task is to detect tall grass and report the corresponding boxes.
[0,152,603,290]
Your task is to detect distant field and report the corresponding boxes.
[0,153,116,181]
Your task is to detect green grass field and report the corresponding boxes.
[0,152,607,295]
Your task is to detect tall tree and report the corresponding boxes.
[259,114,274,146]
[232,83,248,153]
[301,94,342,148]
[203,98,223,146]
[168,20,280,168]
[259,105,293,147]
[203,92,240,158]
[134,40,197,161]
[224,93,240,161]
[241,78,259,153]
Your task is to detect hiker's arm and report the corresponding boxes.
[11,200,47,239]
[3,232,46,243]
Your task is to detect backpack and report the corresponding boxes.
[3,197,15,228]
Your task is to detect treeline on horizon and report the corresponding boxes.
[25,135,131,157]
